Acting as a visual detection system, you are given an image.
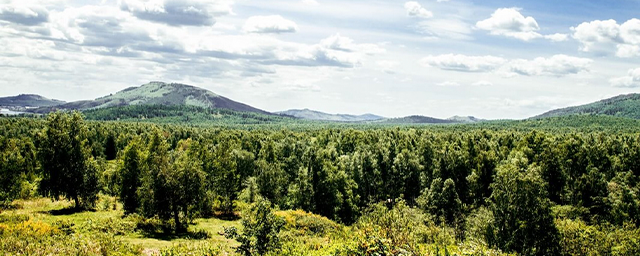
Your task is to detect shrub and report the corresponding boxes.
[224,198,285,256]
[275,209,340,236]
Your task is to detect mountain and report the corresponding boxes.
[31,82,270,115]
[0,94,65,108]
[379,115,457,124]
[534,93,640,119]
[447,115,484,123]
[276,109,385,122]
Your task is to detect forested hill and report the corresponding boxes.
[31,82,271,115]
[82,104,294,126]
[534,93,640,119]
[0,94,65,107]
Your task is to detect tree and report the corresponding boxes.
[104,133,117,160]
[0,138,34,207]
[489,151,560,256]
[38,112,99,209]
[119,138,144,215]
[204,140,251,215]
[225,198,285,256]
[139,135,206,232]
[418,177,461,225]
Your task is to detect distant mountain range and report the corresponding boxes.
[534,93,640,119]
[276,109,385,122]
[4,81,639,124]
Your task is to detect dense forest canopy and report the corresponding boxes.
[1,112,640,255]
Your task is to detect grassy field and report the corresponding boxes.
[1,197,241,255]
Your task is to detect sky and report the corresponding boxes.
[1,0,640,119]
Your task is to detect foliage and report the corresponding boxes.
[0,137,35,207]
[225,198,285,256]
[37,112,99,209]
[0,217,141,255]
[3,113,640,254]
[489,151,560,255]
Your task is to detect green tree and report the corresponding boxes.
[139,136,206,231]
[119,138,144,215]
[205,140,250,215]
[489,151,560,256]
[0,138,33,207]
[225,198,285,256]
[418,177,461,225]
[38,112,99,209]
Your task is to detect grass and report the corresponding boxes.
[2,197,242,254]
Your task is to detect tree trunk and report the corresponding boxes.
[74,196,80,209]
[173,206,181,232]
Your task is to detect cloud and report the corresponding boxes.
[420,54,506,72]
[243,15,298,34]
[616,44,640,58]
[472,80,493,86]
[262,34,384,68]
[571,19,619,52]
[504,54,592,77]
[0,4,48,25]
[544,33,568,42]
[119,0,234,26]
[610,68,640,88]
[319,33,384,54]
[404,1,432,19]
[436,81,460,87]
[301,0,319,5]
[571,18,640,57]
[476,8,541,41]
[416,18,472,40]
[422,54,591,77]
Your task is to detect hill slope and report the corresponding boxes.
[32,82,270,115]
[534,93,640,119]
[0,94,65,107]
[378,115,457,124]
[277,109,385,122]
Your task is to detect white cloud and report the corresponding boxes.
[472,80,493,86]
[437,0,450,2]
[616,44,640,58]
[0,4,48,25]
[243,15,298,34]
[544,33,568,42]
[416,18,472,40]
[476,8,541,41]
[420,54,506,72]
[404,1,432,19]
[620,18,640,45]
[571,19,619,52]
[504,54,592,77]
[437,81,460,87]
[422,54,591,77]
[118,0,234,26]
[319,33,384,54]
[610,68,640,88]
[571,19,640,58]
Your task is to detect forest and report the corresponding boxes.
[1,112,640,255]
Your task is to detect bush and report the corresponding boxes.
[224,198,285,256]
[275,209,340,236]
[0,219,141,255]
[556,218,640,256]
